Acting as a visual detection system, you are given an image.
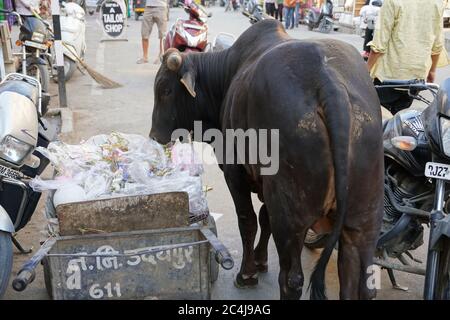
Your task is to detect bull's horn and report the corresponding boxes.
[166,51,182,72]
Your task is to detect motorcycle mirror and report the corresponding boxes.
[372,0,382,7]
[391,136,418,151]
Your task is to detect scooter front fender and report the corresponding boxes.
[0,205,14,233]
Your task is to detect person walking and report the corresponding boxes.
[284,0,295,29]
[367,0,447,114]
[274,0,283,22]
[360,0,382,59]
[137,0,168,64]
[265,0,276,17]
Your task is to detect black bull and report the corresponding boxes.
[150,20,384,299]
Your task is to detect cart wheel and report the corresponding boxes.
[42,257,53,299]
[205,215,219,283]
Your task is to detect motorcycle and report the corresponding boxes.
[4,10,52,93]
[305,78,450,299]
[54,1,87,81]
[163,1,212,53]
[242,0,268,24]
[306,0,334,33]
[0,68,52,298]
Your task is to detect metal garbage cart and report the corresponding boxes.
[12,192,234,300]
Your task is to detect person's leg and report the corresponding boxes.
[285,8,290,29]
[138,9,152,63]
[363,28,372,53]
[294,2,299,27]
[279,4,283,22]
[275,5,279,20]
[291,8,295,27]
[155,7,168,63]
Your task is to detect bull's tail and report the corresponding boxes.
[309,79,351,300]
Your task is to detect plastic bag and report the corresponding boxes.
[31,132,209,216]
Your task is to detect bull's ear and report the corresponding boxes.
[180,71,196,98]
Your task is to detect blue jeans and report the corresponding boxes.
[294,2,300,27]
[285,7,295,29]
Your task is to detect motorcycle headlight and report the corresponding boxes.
[0,136,33,165]
[440,117,450,157]
[31,32,45,43]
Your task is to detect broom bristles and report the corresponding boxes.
[80,61,123,89]
[62,42,123,89]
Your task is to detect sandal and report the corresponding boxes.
[136,58,149,64]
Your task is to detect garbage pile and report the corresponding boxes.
[31,132,208,216]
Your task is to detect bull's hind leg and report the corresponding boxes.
[338,225,379,300]
[264,181,306,300]
[254,204,271,273]
[224,165,259,287]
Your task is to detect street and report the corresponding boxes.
[4,5,450,300]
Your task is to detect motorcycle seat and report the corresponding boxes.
[0,80,38,106]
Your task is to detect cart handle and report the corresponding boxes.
[12,269,36,292]
[201,228,234,270]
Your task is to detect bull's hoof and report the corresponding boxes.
[255,262,268,273]
[234,273,258,288]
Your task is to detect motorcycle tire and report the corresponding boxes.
[28,63,50,94]
[304,229,329,250]
[307,22,313,31]
[435,239,450,300]
[0,231,13,299]
[135,12,140,20]
[64,57,77,82]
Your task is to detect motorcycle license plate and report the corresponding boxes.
[425,162,450,180]
[0,164,20,180]
[24,40,48,50]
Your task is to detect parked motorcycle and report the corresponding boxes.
[4,10,52,93]
[306,78,450,299]
[306,0,334,33]
[0,70,52,298]
[242,0,268,24]
[163,1,211,53]
[55,1,87,81]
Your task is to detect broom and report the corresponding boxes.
[62,42,123,89]
[31,9,122,89]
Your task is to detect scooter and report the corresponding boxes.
[0,68,52,299]
[53,1,87,81]
[306,0,333,33]
[242,0,268,24]
[305,79,450,300]
[163,1,211,53]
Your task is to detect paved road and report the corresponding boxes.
[4,6,450,300]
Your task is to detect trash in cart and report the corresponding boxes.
[29,132,208,217]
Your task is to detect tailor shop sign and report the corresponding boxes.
[101,0,125,38]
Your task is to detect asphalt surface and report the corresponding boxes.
[4,6,450,300]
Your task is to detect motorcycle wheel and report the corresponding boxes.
[0,231,13,299]
[64,57,77,82]
[307,22,313,31]
[435,239,450,300]
[135,12,140,20]
[28,63,50,93]
[304,229,329,250]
